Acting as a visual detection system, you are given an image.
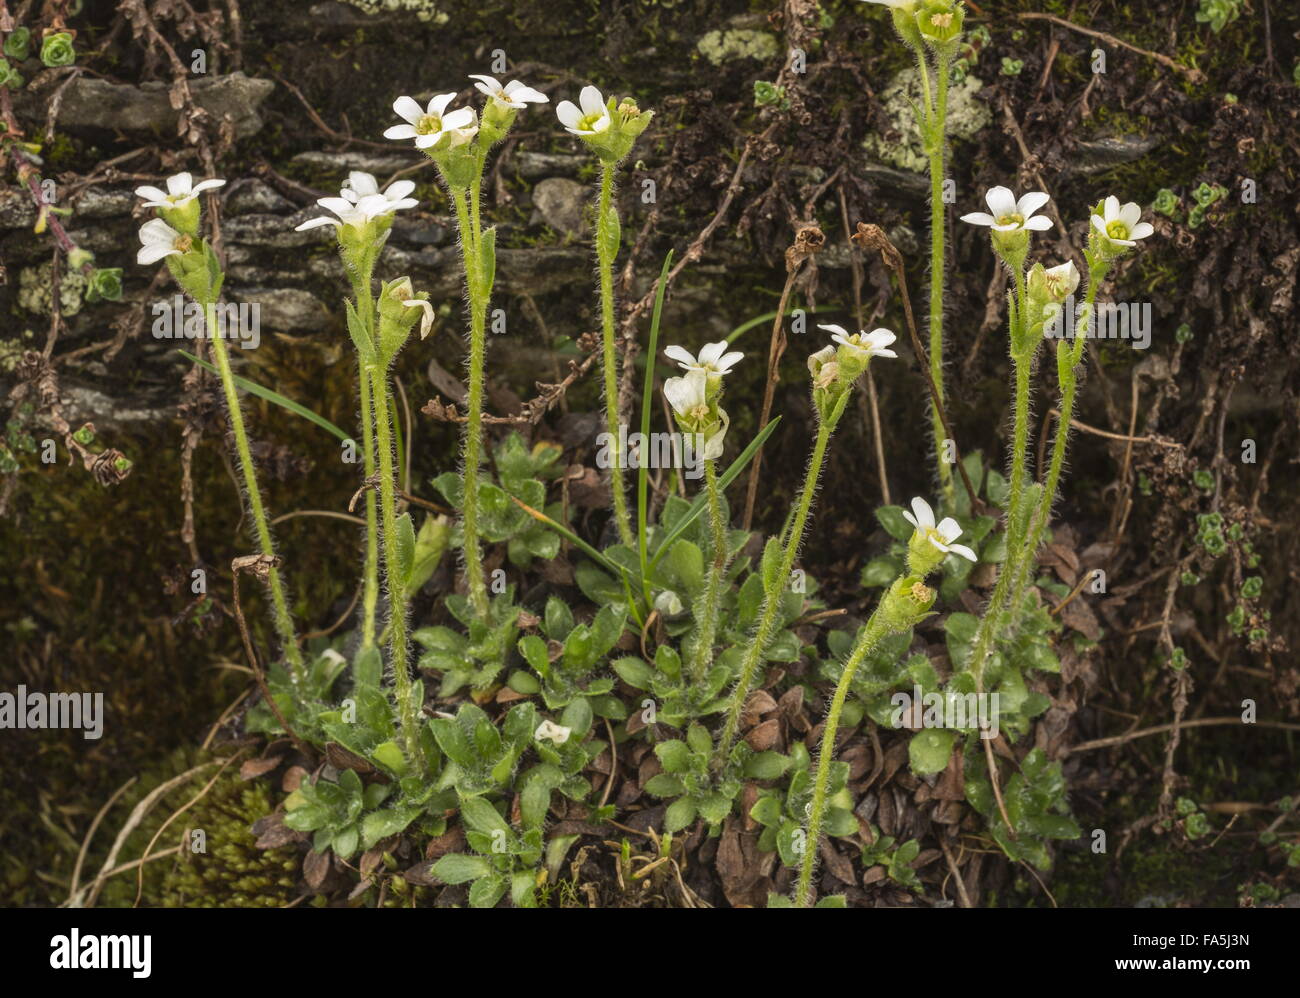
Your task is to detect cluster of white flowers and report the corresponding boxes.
[295,171,419,232]
[662,341,742,462]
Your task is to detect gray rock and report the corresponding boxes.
[226,180,296,215]
[531,177,589,236]
[16,72,275,140]
[291,150,421,180]
[227,287,328,332]
[1063,136,1165,178]
[514,152,587,180]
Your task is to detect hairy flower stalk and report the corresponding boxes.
[794,495,969,906]
[136,174,305,681]
[385,80,548,619]
[296,172,419,647]
[368,359,420,763]
[557,85,653,549]
[204,301,305,680]
[714,326,897,768]
[664,343,743,681]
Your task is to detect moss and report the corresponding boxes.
[695,29,779,67]
[17,262,87,317]
[340,0,450,24]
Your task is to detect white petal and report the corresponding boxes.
[140,217,180,243]
[1024,215,1054,231]
[429,92,457,117]
[555,100,581,129]
[414,133,442,149]
[393,96,423,124]
[909,496,935,530]
[1090,215,1108,236]
[865,328,896,348]
[587,114,611,134]
[189,178,226,196]
[578,85,605,117]
[715,351,744,372]
[137,243,179,265]
[384,124,418,140]
[873,348,898,358]
[698,341,727,366]
[1130,221,1154,240]
[948,544,978,562]
[294,215,341,231]
[1103,195,1120,221]
[441,107,475,131]
[1017,191,1050,217]
[166,172,193,196]
[664,344,696,367]
[134,185,169,202]
[347,172,379,197]
[384,179,416,201]
[317,196,355,216]
[960,212,995,226]
[663,375,697,414]
[1118,201,1142,228]
[902,510,919,528]
[505,81,548,104]
[386,197,419,213]
[985,186,1016,217]
[817,323,849,338]
[936,517,963,543]
[469,74,502,95]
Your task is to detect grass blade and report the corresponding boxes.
[178,350,350,442]
[638,251,673,610]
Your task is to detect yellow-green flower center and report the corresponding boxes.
[1106,220,1130,240]
[175,234,193,253]
[996,212,1024,228]
[416,114,443,135]
[577,112,604,132]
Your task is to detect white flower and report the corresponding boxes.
[960,186,1053,232]
[384,94,478,150]
[342,171,419,213]
[556,85,611,136]
[294,176,417,232]
[136,218,190,265]
[663,368,708,417]
[663,341,743,376]
[1091,195,1154,247]
[535,720,572,745]
[469,74,549,108]
[1044,260,1080,298]
[403,299,435,340]
[654,590,684,617]
[901,497,977,562]
[818,323,899,360]
[134,172,226,208]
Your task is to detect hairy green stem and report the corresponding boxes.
[596,161,634,548]
[368,361,421,766]
[795,610,891,907]
[451,185,490,618]
[715,417,835,767]
[688,459,728,682]
[353,268,380,649]
[204,300,304,680]
[926,44,954,504]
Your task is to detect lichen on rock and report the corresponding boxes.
[862,67,993,173]
[696,29,779,67]
[18,262,86,318]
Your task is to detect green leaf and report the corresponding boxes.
[611,656,654,690]
[407,515,450,592]
[908,728,957,775]
[744,751,790,780]
[664,798,697,832]
[644,773,686,797]
[394,512,416,591]
[655,739,693,774]
[875,505,915,541]
[468,873,509,908]
[460,796,509,836]
[479,226,498,292]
